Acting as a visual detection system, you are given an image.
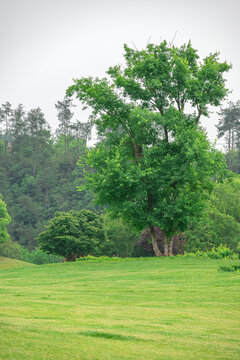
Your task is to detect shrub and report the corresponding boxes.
[0,240,63,264]
[179,245,238,260]
[20,247,63,265]
[0,239,22,259]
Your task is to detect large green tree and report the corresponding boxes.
[67,41,230,256]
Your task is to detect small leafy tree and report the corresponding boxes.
[0,197,11,243]
[67,41,230,256]
[38,210,107,261]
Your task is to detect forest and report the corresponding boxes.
[0,42,240,263]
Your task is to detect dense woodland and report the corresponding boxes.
[0,99,141,260]
[1,42,240,261]
[0,98,239,261]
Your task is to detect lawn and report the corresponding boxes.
[0,256,239,360]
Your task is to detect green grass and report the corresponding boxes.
[0,256,239,360]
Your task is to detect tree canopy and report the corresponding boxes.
[67,41,230,256]
[38,210,108,261]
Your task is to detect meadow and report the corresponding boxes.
[0,256,239,360]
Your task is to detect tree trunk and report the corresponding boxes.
[168,237,173,256]
[228,129,231,165]
[134,144,142,164]
[163,234,174,256]
[33,158,37,178]
[163,236,168,256]
[149,226,162,256]
[64,253,78,262]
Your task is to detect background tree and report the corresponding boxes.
[184,177,240,252]
[38,210,108,261]
[104,214,140,257]
[0,101,12,153]
[0,197,11,243]
[216,101,240,170]
[70,120,93,154]
[55,96,74,152]
[9,104,26,142]
[67,41,230,256]
[25,107,51,178]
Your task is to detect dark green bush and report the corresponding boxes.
[20,247,63,265]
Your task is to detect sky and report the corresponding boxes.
[1,0,240,147]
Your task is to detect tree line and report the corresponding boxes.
[0,99,93,250]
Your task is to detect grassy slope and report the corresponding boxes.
[0,257,239,360]
[0,257,35,270]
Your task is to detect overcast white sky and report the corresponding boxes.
[1,0,239,146]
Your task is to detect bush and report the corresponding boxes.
[179,245,238,260]
[20,247,63,265]
[0,239,22,259]
[0,240,63,264]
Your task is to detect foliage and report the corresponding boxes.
[185,177,240,252]
[103,215,140,257]
[20,247,63,265]
[178,245,238,260]
[0,197,11,243]
[0,239,22,259]
[67,41,230,256]
[216,101,240,170]
[55,97,74,151]
[38,210,108,261]
[0,239,63,264]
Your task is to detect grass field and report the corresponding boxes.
[0,256,239,360]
